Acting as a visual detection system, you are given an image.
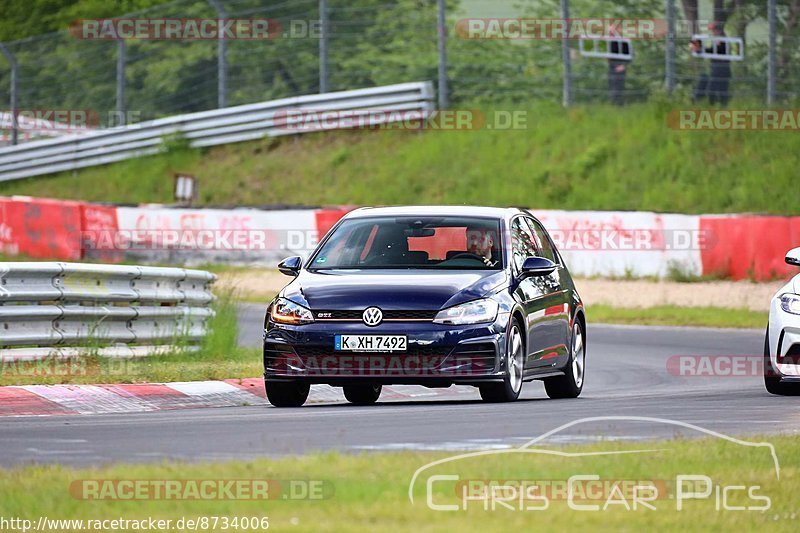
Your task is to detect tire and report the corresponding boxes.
[479,319,524,403]
[343,384,382,405]
[544,318,585,399]
[764,327,800,396]
[265,380,310,407]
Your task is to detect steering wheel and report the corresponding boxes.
[447,252,486,263]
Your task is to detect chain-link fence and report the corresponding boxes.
[0,0,798,144]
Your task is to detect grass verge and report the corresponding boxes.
[0,435,796,531]
[1,102,799,214]
[590,304,768,329]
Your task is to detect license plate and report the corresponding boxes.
[335,335,407,352]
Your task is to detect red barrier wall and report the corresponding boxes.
[699,216,800,280]
[314,208,353,240]
[80,203,122,262]
[0,197,83,260]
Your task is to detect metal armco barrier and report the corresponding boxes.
[0,262,216,361]
[0,82,435,182]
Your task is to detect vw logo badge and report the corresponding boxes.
[362,307,383,327]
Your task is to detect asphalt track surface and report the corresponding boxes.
[0,303,797,467]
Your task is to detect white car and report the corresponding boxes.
[765,247,800,395]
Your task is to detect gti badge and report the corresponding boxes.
[362,307,383,327]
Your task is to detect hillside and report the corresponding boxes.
[0,101,796,214]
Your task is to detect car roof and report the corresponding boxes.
[343,205,524,220]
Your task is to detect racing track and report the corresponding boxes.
[0,303,796,467]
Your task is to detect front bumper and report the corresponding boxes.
[264,316,509,385]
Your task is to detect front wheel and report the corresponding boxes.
[265,380,310,407]
[480,320,524,402]
[343,384,382,405]
[544,319,585,399]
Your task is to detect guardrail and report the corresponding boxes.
[0,262,216,361]
[0,81,436,182]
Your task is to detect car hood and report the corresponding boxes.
[281,269,508,311]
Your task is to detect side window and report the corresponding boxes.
[525,218,557,263]
[511,218,538,271]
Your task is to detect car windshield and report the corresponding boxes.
[309,216,504,270]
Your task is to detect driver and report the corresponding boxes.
[466,227,498,267]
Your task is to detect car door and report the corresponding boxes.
[509,216,557,370]
[524,216,571,367]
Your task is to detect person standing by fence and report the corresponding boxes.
[607,23,631,106]
[691,22,732,106]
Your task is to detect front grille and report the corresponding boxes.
[315,310,437,321]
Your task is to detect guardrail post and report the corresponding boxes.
[208,0,228,108]
[116,38,126,126]
[319,0,329,93]
[665,0,676,96]
[0,43,19,145]
[767,0,777,105]
[560,0,572,107]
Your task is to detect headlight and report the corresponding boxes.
[780,294,800,315]
[433,299,499,325]
[270,298,314,324]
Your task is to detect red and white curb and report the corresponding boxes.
[0,380,477,417]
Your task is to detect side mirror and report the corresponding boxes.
[278,256,302,277]
[786,247,800,267]
[520,256,557,277]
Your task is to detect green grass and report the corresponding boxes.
[1,101,798,214]
[591,304,768,329]
[0,435,796,531]
[0,292,261,387]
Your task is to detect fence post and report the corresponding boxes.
[437,0,448,109]
[0,43,18,145]
[319,0,329,93]
[665,0,676,95]
[560,0,571,107]
[767,0,777,105]
[116,39,126,126]
[208,0,228,108]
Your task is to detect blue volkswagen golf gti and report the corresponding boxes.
[263,206,586,407]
